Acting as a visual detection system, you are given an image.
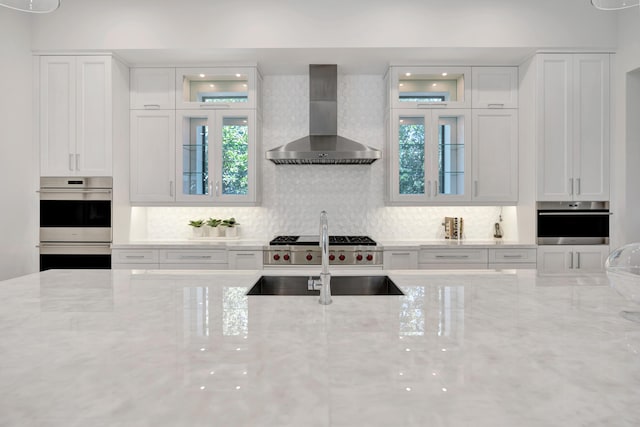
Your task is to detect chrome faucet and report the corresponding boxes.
[308,210,332,305]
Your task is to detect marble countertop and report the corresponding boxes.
[1,268,638,426]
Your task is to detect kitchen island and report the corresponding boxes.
[1,268,638,426]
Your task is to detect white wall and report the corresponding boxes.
[31,0,616,52]
[611,7,640,249]
[0,8,38,280]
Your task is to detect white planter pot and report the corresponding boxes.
[225,226,238,237]
[210,226,224,237]
[192,227,205,238]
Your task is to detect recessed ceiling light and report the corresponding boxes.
[432,83,437,87]
[209,84,215,88]
[442,72,448,76]
[199,74,206,78]
[235,73,242,78]
[405,72,412,77]
[399,83,404,87]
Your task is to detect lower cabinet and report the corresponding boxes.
[112,249,160,269]
[383,250,418,269]
[112,248,228,270]
[228,250,263,269]
[419,248,488,269]
[488,248,537,269]
[537,245,609,275]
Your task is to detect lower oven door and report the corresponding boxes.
[39,243,112,271]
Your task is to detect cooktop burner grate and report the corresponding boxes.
[269,235,377,246]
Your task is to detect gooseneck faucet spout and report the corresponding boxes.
[307,211,333,304]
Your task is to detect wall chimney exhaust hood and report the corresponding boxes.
[266,65,381,165]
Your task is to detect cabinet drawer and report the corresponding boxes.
[159,249,227,264]
[228,251,263,269]
[488,248,537,264]
[419,248,488,264]
[112,249,159,264]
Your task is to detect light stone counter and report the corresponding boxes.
[378,239,537,250]
[2,268,638,426]
[112,239,266,251]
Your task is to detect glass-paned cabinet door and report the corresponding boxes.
[215,111,255,203]
[390,66,471,109]
[389,109,470,204]
[176,110,215,202]
[176,67,256,109]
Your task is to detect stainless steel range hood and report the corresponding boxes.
[266,65,381,165]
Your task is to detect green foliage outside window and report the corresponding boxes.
[398,123,425,195]
[222,124,249,195]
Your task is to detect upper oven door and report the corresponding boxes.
[537,202,610,245]
[39,177,112,242]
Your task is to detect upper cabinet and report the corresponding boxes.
[129,65,262,205]
[40,55,127,176]
[472,67,518,108]
[130,68,175,109]
[388,108,471,204]
[176,67,259,110]
[536,53,610,201]
[389,66,471,109]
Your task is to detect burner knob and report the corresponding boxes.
[356,254,363,261]
[306,254,313,261]
[339,254,346,261]
[366,254,374,261]
[273,254,280,261]
[329,254,335,261]
[283,254,290,261]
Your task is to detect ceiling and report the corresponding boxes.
[113,47,538,75]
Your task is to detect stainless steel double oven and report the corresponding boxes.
[39,177,112,271]
[537,201,610,245]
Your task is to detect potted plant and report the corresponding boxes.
[188,219,205,238]
[221,217,240,237]
[206,218,223,237]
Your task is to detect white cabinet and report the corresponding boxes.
[159,249,227,269]
[175,109,259,205]
[388,108,471,204]
[389,66,471,109]
[471,109,518,203]
[112,248,160,269]
[537,245,609,275]
[536,54,610,201]
[383,250,418,269]
[40,55,125,176]
[228,250,263,269]
[176,67,260,110]
[472,67,518,108]
[130,68,175,109]
[418,248,488,269]
[130,110,176,202]
[488,248,536,269]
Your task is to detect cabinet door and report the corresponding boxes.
[573,54,610,201]
[390,66,471,109]
[537,246,573,275]
[472,109,518,202]
[573,245,609,272]
[130,68,175,109]
[175,67,256,109]
[472,67,518,108]
[213,110,257,204]
[130,110,176,202]
[175,110,217,202]
[40,56,76,176]
[228,251,263,269]
[383,250,418,269]
[389,109,470,204]
[536,54,573,201]
[75,56,112,176]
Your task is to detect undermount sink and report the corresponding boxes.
[247,275,404,296]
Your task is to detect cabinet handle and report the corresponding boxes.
[474,180,478,197]
[487,103,504,108]
[75,154,80,171]
[215,181,220,197]
[199,103,230,109]
[236,253,254,257]
[569,178,574,195]
[576,178,581,195]
[427,180,431,198]
[434,180,438,197]
[125,255,146,259]
[180,255,211,259]
[503,255,523,258]
[418,103,447,108]
[576,252,581,269]
[569,252,574,269]
[392,252,411,256]
[435,255,470,259]
[69,154,74,171]
[143,104,161,109]
[169,181,174,197]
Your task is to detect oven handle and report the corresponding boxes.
[38,189,112,194]
[538,212,613,216]
[38,243,112,255]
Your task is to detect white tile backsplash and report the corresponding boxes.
[139,74,517,242]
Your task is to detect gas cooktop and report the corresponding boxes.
[269,235,377,246]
